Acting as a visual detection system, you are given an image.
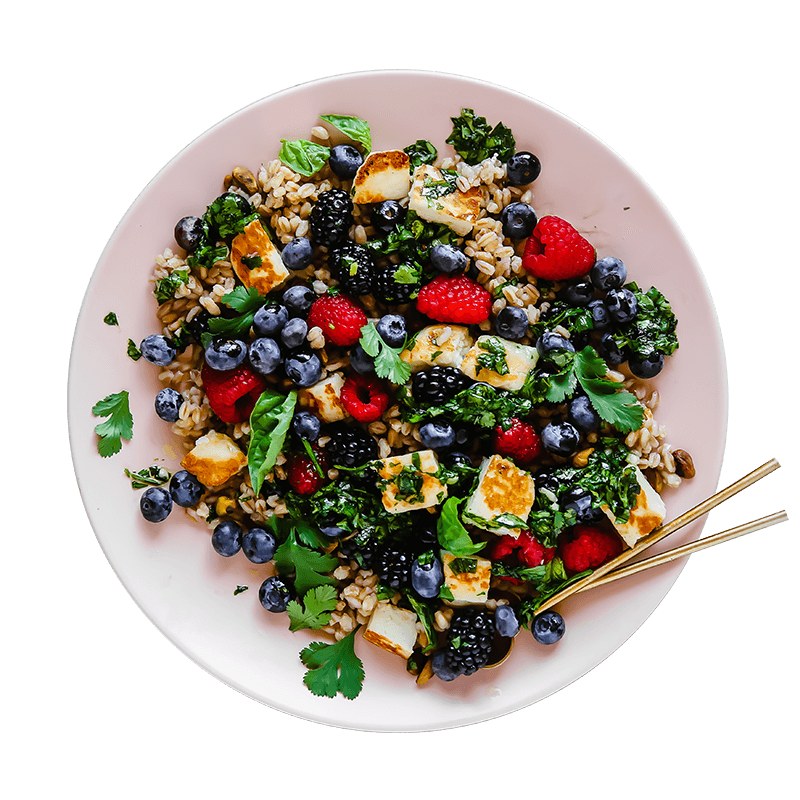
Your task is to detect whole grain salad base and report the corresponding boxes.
[99,109,695,700]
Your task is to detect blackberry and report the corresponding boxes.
[372,265,419,304]
[309,189,354,247]
[374,544,414,589]
[411,366,473,405]
[339,527,381,568]
[325,424,378,469]
[444,607,494,675]
[329,242,376,295]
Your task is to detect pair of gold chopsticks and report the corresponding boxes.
[536,458,788,614]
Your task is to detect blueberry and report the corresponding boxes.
[534,469,562,495]
[541,421,580,457]
[253,303,289,337]
[598,332,626,366]
[430,649,463,682]
[211,520,242,557]
[140,334,177,366]
[431,243,468,274]
[281,237,314,271]
[371,200,406,235]
[410,556,444,599]
[500,202,537,239]
[154,387,183,422]
[242,527,278,564]
[350,344,375,375]
[494,605,520,638]
[280,317,308,349]
[140,487,172,523]
[562,280,594,307]
[184,308,211,343]
[588,298,611,330]
[292,411,321,442]
[560,486,603,524]
[204,338,247,371]
[444,451,473,470]
[605,288,638,324]
[419,420,456,451]
[376,314,406,347]
[536,330,575,356]
[174,215,206,252]
[169,470,203,508]
[506,151,542,185]
[590,256,627,292]
[328,144,364,180]
[318,518,347,539]
[282,285,316,318]
[532,610,566,645]
[494,305,529,340]
[568,395,600,433]
[284,352,322,387]
[258,576,293,613]
[248,337,282,375]
[629,350,665,379]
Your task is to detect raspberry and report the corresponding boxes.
[490,532,554,584]
[340,374,390,422]
[416,274,492,324]
[522,216,596,281]
[287,447,328,495]
[560,524,623,573]
[492,418,542,465]
[306,293,367,347]
[201,363,266,424]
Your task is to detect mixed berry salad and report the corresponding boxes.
[95,109,695,699]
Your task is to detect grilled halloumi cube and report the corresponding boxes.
[602,466,667,548]
[362,602,418,659]
[297,373,348,423]
[230,220,289,295]
[441,551,492,606]
[400,324,474,373]
[459,335,539,391]
[377,450,447,514]
[181,430,247,488]
[408,164,481,236]
[351,150,412,204]
[462,455,536,538]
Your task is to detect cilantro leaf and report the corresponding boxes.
[319,114,371,153]
[445,108,516,164]
[437,497,486,557]
[359,321,411,384]
[286,585,339,632]
[202,286,269,348]
[153,269,190,304]
[103,312,118,326]
[92,391,133,457]
[475,336,510,376]
[273,528,337,596]
[126,339,142,361]
[404,139,438,170]
[300,628,364,700]
[234,585,249,596]
[540,347,644,433]
[612,284,679,359]
[204,193,257,239]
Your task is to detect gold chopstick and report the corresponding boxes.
[534,458,781,614]
[578,510,788,591]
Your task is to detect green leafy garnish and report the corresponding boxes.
[475,336,510,376]
[202,286,266,346]
[92,391,134,457]
[247,389,297,495]
[437,497,486,557]
[273,527,338,596]
[359,321,411,384]
[446,108,516,164]
[124,465,171,489]
[404,139,438,170]
[126,339,142,361]
[286,584,339,632]
[364,210,458,269]
[613,284,679,359]
[240,254,262,270]
[278,139,331,177]
[103,311,118,326]
[405,592,437,653]
[205,193,257,239]
[449,557,478,575]
[153,269,190,304]
[319,114,371,153]
[419,168,459,208]
[234,585,249,596]
[518,559,593,621]
[544,346,644,433]
[529,301,594,340]
[187,243,228,271]
[300,628,364,700]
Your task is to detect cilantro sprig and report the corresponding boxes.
[544,346,644,433]
[359,321,411,384]
[201,286,266,347]
[446,108,516,164]
[273,527,338,596]
[287,585,339,632]
[92,391,134,457]
[300,628,365,700]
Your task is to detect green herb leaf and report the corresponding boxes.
[153,269,190,304]
[612,284,679,359]
[205,286,267,344]
[475,336,510,376]
[449,557,478,575]
[103,311,118,326]
[204,194,257,239]
[273,528,338,596]
[437,497,486,557]
[319,114,372,153]
[124,465,171,489]
[363,210,458,268]
[300,628,364,700]
[187,243,228,271]
[279,139,331,177]
[92,391,133,457]
[403,139,438,170]
[247,389,297,495]
[234,585,249,596]
[286,585,339,632]
[405,592,437,653]
[240,254,262,270]
[359,321,410,384]
[126,339,142,361]
[445,108,516,165]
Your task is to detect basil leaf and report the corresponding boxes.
[278,139,331,177]
[437,497,485,557]
[248,389,297,495]
[319,114,371,153]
